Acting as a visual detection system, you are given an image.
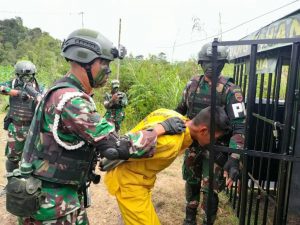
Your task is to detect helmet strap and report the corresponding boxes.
[83,64,95,88]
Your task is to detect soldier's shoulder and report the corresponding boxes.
[218,75,234,85]
[219,76,242,92]
[187,74,202,87]
[190,75,202,82]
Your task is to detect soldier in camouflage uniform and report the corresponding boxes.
[104,79,128,132]
[175,43,246,225]
[11,28,184,225]
[0,60,43,173]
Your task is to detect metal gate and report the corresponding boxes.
[207,37,300,225]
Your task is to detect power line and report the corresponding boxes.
[161,0,300,48]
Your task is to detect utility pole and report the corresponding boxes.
[117,18,122,80]
[79,12,84,28]
[219,12,222,41]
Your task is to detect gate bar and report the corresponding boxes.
[252,113,284,129]
[276,42,300,225]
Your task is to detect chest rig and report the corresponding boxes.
[23,78,95,187]
[187,75,231,119]
[8,79,37,122]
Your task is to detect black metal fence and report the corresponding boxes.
[208,38,300,225]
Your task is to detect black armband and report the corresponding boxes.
[232,123,245,134]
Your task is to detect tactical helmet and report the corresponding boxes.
[197,42,228,64]
[111,79,120,89]
[61,28,119,64]
[14,60,36,76]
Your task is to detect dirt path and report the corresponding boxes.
[0,113,237,225]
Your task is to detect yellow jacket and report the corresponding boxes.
[105,108,193,198]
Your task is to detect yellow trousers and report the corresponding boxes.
[115,188,161,225]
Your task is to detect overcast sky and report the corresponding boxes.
[0,0,299,61]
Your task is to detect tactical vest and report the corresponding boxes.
[23,78,95,187]
[8,79,36,123]
[187,75,232,119]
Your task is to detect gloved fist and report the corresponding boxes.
[116,138,131,160]
[159,117,186,135]
[19,91,29,101]
[96,135,130,160]
[223,156,240,188]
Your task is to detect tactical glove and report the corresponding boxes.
[116,138,131,160]
[159,117,186,135]
[96,135,130,160]
[19,91,29,101]
[223,156,240,181]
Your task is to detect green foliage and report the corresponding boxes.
[107,58,200,131]
[0,17,241,133]
[0,17,68,86]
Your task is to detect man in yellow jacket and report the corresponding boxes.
[104,106,230,225]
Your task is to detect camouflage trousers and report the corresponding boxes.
[182,145,225,224]
[18,191,89,225]
[104,108,125,132]
[5,122,29,165]
[18,208,88,225]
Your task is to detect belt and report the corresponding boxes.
[42,180,78,190]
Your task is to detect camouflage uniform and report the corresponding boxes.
[104,90,128,132]
[18,74,159,224]
[176,74,245,224]
[0,77,42,172]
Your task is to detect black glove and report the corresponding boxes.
[19,91,29,101]
[223,156,240,181]
[116,138,131,160]
[96,136,130,160]
[159,117,186,135]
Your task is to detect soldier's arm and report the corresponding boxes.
[225,84,246,159]
[0,81,20,97]
[121,92,128,106]
[103,92,116,109]
[60,95,179,159]
[174,79,192,115]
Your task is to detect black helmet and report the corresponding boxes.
[61,28,119,64]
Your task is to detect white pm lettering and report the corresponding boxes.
[232,102,246,118]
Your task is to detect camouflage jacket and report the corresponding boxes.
[22,74,158,178]
[175,75,245,151]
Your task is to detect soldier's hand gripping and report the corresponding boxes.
[96,135,130,160]
[223,156,240,188]
[19,90,30,101]
[159,117,186,135]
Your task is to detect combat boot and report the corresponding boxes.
[183,207,197,225]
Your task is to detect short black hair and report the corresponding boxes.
[192,106,231,133]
